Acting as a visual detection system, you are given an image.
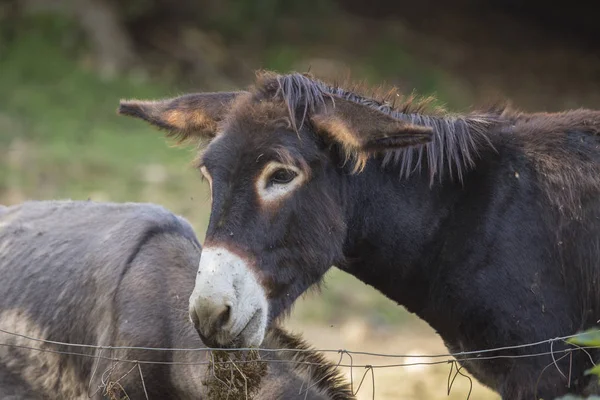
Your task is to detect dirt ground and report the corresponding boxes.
[285,317,500,400]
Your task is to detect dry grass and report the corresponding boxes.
[105,381,130,400]
[204,349,268,400]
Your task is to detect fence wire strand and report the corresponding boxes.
[0,340,597,369]
[1,327,597,359]
[1,327,599,399]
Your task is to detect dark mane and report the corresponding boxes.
[253,70,504,184]
[265,326,354,400]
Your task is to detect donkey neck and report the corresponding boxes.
[340,158,474,315]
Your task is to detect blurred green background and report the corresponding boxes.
[1,1,599,398]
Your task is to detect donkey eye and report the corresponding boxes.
[269,168,297,185]
[256,162,305,203]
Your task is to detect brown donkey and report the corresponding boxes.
[119,70,600,399]
[0,200,354,399]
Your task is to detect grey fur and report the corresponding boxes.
[0,200,353,399]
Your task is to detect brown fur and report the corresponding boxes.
[163,108,214,133]
[310,97,434,172]
[506,109,600,218]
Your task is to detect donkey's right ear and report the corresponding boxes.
[117,91,245,143]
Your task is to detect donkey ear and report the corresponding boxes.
[117,92,244,143]
[310,96,434,171]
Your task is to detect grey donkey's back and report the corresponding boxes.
[0,200,354,400]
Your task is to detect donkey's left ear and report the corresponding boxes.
[311,96,433,171]
[117,91,245,143]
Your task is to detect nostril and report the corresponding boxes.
[215,303,232,330]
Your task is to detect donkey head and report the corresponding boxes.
[118,72,433,348]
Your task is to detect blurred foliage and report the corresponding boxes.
[567,329,600,348]
[198,0,337,42]
[567,329,600,381]
[548,330,600,400]
[0,13,208,226]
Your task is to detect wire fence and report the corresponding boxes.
[0,327,598,400]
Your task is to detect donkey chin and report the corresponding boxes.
[188,246,269,348]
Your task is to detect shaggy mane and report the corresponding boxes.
[251,70,505,184]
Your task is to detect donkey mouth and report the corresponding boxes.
[195,309,262,349]
[197,328,234,349]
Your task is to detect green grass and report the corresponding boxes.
[0,15,211,229]
[0,15,423,329]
